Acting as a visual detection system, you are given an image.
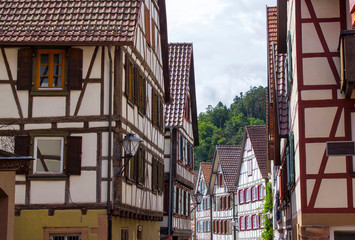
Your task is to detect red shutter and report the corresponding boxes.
[66,136,82,175]
[14,136,31,174]
[67,48,83,90]
[17,48,33,90]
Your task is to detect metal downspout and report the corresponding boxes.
[232,192,236,240]
[107,46,113,240]
[168,126,173,236]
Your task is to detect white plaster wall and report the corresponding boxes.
[81,46,101,79]
[320,22,341,52]
[0,85,21,118]
[101,181,108,203]
[79,133,97,167]
[31,181,65,204]
[315,179,347,208]
[14,184,26,205]
[25,123,52,130]
[303,58,337,85]
[304,107,337,138]
[76,83,101,116]
[302,23,324,53]
[57,122,84,128]
[69,171,96,203]
[301,90,332,101]
[311,0,340,18]
[32,97,66,117]
[4,48,18,80]
[70,91,80,116]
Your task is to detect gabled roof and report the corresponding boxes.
[215,145,241,192]
[201,162,212,186]
[0,0,141,45]
[165,43,199,145]
[246,125,268,179]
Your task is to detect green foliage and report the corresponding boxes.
[194,86,266,169]
[261,182,273,240]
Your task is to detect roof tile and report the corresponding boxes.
[246,125,268,179]
[0,0,141,44]
[216,145,242,192]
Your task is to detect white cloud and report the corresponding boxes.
[166,0,276,113]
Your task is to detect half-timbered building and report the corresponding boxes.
[0,0,170,239]
[162,43,199,240]
[195,162,212,240]
[208,145,241,240]
[268,0,355,239]
[235,126,267,240]
[266,6,292,240]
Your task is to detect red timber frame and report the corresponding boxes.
[295,0,355,213]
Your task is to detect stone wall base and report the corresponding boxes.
[298,225,330,240]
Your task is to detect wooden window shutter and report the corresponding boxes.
[144,6,151,46]
[164,183,169,213]
[151,18,155,51]
[17,48,33,90]
[134,67,139,104]
[160,98,164,131]
[152,158,157,190]
[14,136,31,174]
[66,136,82,175]
[159,161,164,191]
[124,55,129,96]
[67,48,83,90]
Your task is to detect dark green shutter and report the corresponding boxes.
[287,131,295,189]
[67,48,83,90]
[17,48,33,90]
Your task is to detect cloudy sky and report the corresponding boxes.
[166,0,276,114]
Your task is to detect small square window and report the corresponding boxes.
[34,137,64,173]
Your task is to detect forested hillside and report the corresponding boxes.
[194,86,266,169]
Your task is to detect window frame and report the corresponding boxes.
[239,189,244,204]
[247,159,253,176]
[44,227,87,240]
[33,136,65,174]
[36,49,66,91]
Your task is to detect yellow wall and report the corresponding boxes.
[112,216,160,240]
[15,209,107,240]
[15,209,161,240]
[0,171,16,240]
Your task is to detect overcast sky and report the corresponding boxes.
[166,0,276,114]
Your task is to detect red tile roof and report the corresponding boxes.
[246,125,268,179]
[267,7,288,138]
[0,0,141,45]
[165,43,193,126]
[216,145,241,192]
[201,162,212,186]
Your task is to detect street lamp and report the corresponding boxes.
[191,191,203,212]
[114,133,143,177]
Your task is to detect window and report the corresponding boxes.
[36,49,65,90]
[17,48,83,91]
[245,188,251,203]
[252,186,259,201]
[121,228,128,240]
[34,137,64,173]
[287,131,295,189]
[15,135,81,175]
[239,189,244,204]
[152,90,164,131]
[247,159,253,176]
[138,72,146,114]
[137,226,142,240]
[152,158,164,192]
[125,57,135,103]
[49,234,80,240]
[127,147,145,185]
[144,5,151,46]
[252,214,260,229]
[246,215,252,230]
[239,216,245,231]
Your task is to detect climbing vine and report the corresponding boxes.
[261,181,273,240]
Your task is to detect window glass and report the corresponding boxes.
[36,49,65,90]
[34,137,64,173]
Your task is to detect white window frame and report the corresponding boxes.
[239,189,244,204]
[247,159,253,176]
[33,136,64,174]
